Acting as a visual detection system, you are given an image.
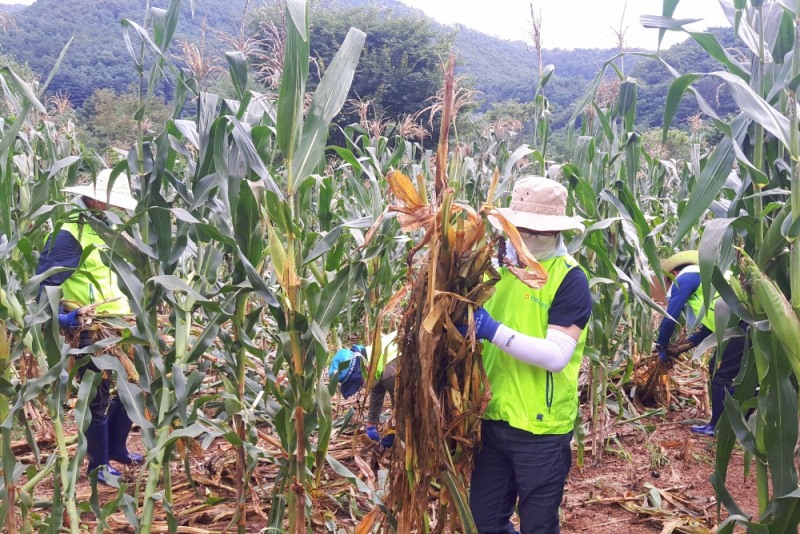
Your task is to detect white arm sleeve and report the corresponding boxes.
[489,324,578,372]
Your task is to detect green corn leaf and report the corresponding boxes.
[120,19,172,66]
[0,67,46,114]
[441,467,477,533]
[225,51,248,101]
[663,74,701,139]
[276,0,310,164]
[153,0,182,52]
[538,64,555,90]
[698,217,742,319]
[310,266,351,335]
[93,355,156,448]
[750,264,800,379]
[689,32,751,80]
[672,116,742,244]
[148,275,208,303]
[640,15,702,30]
[757,331,798,502]
[67,370,100,495]
[712,71,793,157]
[228,117,283,199]
[776,0,800,15]
[291,28,366,193]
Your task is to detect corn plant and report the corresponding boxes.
[642,0,800,530]
[0,34,110,532]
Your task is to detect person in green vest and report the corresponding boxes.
[328,331,398,448]
[36,169,141,484]
[655,251,747,436]
[462,176,592,534]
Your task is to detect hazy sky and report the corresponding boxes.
[0,0,732,50]
[397,0,731,50]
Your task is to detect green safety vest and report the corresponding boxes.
[686,285,717,332]
[677,266,728,333]
[482,254,589,435]
[59,220,131,315]
[370,331,399,380]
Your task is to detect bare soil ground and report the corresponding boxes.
[13,394,756,534]
[563,411,756,533]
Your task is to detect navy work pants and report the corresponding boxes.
[708,334,747,428]
[470,420,572,534]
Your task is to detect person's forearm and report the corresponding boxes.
[688,326,713,347]
[489,325,577,372]
[656,319,677,348]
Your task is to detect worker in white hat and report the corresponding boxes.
[36,169,141,484]
[463,176,591,534]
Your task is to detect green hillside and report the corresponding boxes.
[0,0,738,129]
[0,0,246,105]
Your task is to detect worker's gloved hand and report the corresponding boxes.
[365,426,379,442]
[456,307,501,342]
[380,433,395,449]
[58,309,80,330]
[655,344,669,363]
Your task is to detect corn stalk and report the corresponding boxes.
[646,1,800,530]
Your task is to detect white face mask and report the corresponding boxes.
[521,233,566,261]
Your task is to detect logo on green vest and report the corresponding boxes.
[524,293,550,309]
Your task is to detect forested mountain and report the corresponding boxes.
[0,0,739,133]
[0,4,27,14]
[0,0,247,105]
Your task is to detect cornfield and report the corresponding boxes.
[0,0,799,532]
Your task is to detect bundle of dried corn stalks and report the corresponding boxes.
[634,342,694,407]
[383,55,548,532]
[61,298,140,381]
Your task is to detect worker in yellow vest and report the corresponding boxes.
[656,251,747,436]
[328,331,398,448]
[36,169,141,484]
[462,176,592,534]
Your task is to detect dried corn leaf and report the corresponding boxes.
[354,508,382,534]
[486,208,548,288]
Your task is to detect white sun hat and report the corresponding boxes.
[490,175,584,233]
[63,169,137,211]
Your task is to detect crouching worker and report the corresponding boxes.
[36,169,143,484]
[328,331,399,449]
[656,250,747,436]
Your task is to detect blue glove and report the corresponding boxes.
[457,307,501,342]
[656,345,669,362]
[58,309,80,330]
[365,426,379,442]
[380,433,395,449]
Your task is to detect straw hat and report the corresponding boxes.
[63,169,137,211]
[661,250,698,273]
[490,176,584,233]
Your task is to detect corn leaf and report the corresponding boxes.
[276,0,309,164]
[291,27,366,192]
[672,115,743,244]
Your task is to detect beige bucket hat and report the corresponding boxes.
[63,169,137,211]
[661,250,699,273]
[490,175,584,233]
